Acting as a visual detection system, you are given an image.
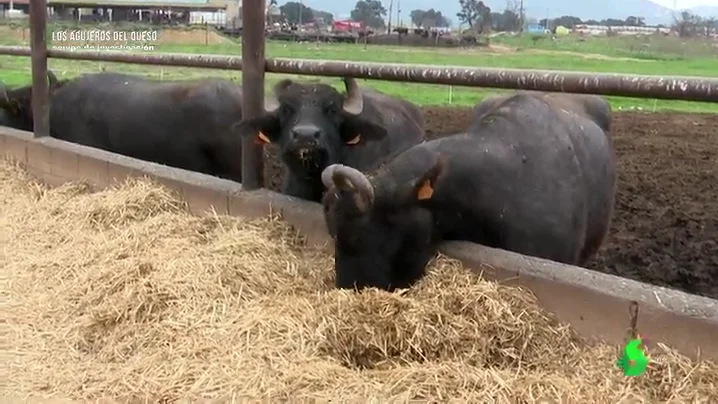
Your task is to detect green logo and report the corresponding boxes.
[616,336,650,376]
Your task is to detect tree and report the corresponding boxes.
[673,11,703,38]
[504,0,523,31]
[602,18,625,26]
[410,9,425,27]
[704,17,717,36]
[350,0,387,28]
[554,15,582,29]
[456,0,491,30]
[491,5,521,32]
[624,16,645,26]
[280,1,314,25]
[314,10,334,25]
[410,8,450,27]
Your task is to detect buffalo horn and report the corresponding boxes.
[263,91,280,114]
[342,77,363,116]
[322,164,375,205]
[321,164,338,190]
[48,70,58,86]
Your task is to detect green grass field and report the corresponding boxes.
[1,24,716,113]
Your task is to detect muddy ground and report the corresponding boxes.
[262,108,718,299]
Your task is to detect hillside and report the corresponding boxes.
[300,0,717,26]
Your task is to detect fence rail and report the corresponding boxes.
[1,0,717,188]
[2,45,718,102]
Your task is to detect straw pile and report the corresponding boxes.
[2,158,717,402]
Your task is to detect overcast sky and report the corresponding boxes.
[651,0,717,9]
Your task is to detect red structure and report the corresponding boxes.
[331,19,364,32]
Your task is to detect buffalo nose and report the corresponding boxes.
[291,126,322,141]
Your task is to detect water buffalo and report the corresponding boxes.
[471,91,612,134]
[0,109,8,127]
[234,77,425,202]
[1,71,246,182]
[0,71,61,131]
[320,91,617,291]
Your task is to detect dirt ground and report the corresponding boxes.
[262,109,718,299]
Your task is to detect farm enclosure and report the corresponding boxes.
[2,14,718,399]
[3,159,718,401]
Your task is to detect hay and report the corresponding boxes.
[2,159,716,402]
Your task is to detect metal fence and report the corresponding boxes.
[0,0,717,190]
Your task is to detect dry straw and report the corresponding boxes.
[1,159,716,403]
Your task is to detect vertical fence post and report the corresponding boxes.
[29,0,50,138]
[240,0,266,190]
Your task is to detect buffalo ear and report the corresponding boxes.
[342,119,388,146]
[3,100,21,114]
[414,154,446,201]
[273,78,294,93]
[232,114,280,145]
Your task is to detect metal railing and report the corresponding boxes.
[1,0,717,189]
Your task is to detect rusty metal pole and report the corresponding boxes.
[240,0,266,190]
[1,46,716,102]
[29,0,50,138]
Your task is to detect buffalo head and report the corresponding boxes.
[234,77,389,175]
[320,150,447,291]
[0,70,60,131]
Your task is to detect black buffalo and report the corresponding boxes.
[0,71,61,131]
[235,77,425,202]
[320,91,617,291]
[471,91,612,134]
[1,71,246,182]
[0,109,8,127]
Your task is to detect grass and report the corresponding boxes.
[490,33,718,61]
[0,24,716,113]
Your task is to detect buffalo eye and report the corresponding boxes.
[324,103,340,116]
[279,104,293,119]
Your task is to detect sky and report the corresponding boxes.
[650,0,718,8]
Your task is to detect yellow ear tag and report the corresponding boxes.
[346,134,361,145]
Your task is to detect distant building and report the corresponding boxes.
[526,23,547,34]
[573,24,670,35]
[0,0,29,15]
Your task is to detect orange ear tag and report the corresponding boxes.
[255,131,271,145]
[346,134,361,145]
[417,181,434,200]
